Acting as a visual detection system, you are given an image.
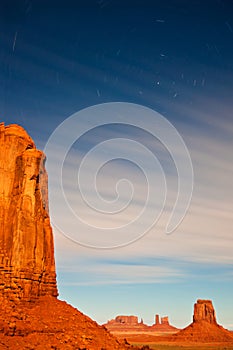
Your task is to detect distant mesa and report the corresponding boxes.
[104,313,178,334]
[115,315,140,325]
[105,315,147,331]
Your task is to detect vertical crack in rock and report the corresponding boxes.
[193,299,217,324]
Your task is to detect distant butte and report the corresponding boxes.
[172,299,233,342]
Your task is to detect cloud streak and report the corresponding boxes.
[58,261,184,286]
[51,100,233,274]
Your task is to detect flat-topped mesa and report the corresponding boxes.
[0,123,58,301]
[193,299,217,324]
[115,316,138,325]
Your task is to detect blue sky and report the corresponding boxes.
[1,0,233,329]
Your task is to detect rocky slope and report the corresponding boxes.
[0,123,131,350]
[0,296,130,350]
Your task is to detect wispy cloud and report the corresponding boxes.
[58,262,184,286]
[52,99,233,282]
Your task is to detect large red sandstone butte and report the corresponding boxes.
[0,123,57,301]
[0,123,131,350]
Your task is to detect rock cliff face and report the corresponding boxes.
[0,123,57,301]
[104,315,148,334]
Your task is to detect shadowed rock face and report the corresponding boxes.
[0,123,58,301]
[193,299,217,324]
